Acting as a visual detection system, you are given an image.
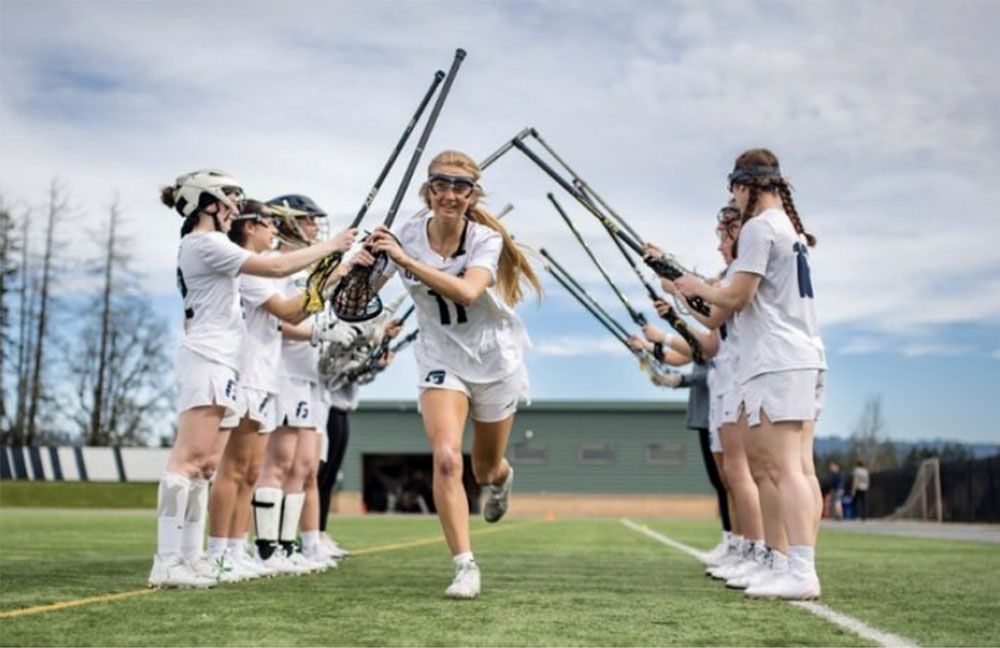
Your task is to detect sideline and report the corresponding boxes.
[1,521,540,620]
[620,519,919,648]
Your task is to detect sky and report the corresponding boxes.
[1,1,998,444]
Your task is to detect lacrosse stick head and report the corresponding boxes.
[330,252,387,322]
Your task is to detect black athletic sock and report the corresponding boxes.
[697,428,731,532]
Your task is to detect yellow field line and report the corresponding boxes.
[1,520,541,620]
[0,589,159,619]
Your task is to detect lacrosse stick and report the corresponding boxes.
[513,135,712,317]
[301,70,447,313]
[332,48,467,322]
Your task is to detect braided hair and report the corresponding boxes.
[728,148,816,256]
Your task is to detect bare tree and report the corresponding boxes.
[64,198,173,446]
[0,196,15,433]
[26,179,68,445]
[849,393,896,470]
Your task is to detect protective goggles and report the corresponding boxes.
[727,165,781,191]
[717,206,741,224]
[427,173,478,199]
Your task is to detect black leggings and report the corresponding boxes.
[696,428,731,532]
[318,407,351,532]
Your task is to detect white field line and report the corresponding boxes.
[620,519,919,648]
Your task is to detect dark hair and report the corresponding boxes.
[227,219,252,246]
[730,149,816,256]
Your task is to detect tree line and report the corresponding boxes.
[0,180,174,447]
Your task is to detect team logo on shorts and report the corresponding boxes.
[225,380,237,401]
[295,401,309,419]
[425,370,446,385]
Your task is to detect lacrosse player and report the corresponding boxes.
[358,150,541,599]
[674,149,826,601]
[150,172,355,589]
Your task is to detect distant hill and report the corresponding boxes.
[814,436,1000,459]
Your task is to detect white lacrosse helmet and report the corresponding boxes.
[171,169,245,218]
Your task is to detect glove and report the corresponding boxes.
[650,371,682,388]
[312,311,360,347]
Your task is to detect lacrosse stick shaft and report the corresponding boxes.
[528,128,644,244]
[351,70,446,229]
[591,206,706,363]
[383,49,466,229]
[540,248,630,340]
[547,193,646,327]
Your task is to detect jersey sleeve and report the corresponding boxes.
[730,219,774,277]
[241,275,279,308]
[466,227,503,283]
[200,233,252,276]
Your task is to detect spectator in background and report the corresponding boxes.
[852,460,870,521]
[828,462,844,520]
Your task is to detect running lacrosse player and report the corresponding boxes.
[150,172,355,589]
[359,150,541,599]
[674,149,825,601]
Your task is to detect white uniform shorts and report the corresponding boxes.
[708,427,722,453]
[221,387,278,433]
[277,376,321,429]
[175,347,240,421]
[417,363,530,423]
[709,391,723,436]
[742,369,826,428]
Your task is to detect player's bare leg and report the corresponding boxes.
[472,415,515,523]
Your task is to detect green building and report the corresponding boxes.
[336,400,716,518]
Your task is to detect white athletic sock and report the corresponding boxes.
[771,550,789,572]
[252,487,283,558]
[207,536,228,558]
[789,545,816,574]
[729,533,744,549]
[279,492,306,552]
[180,478,209,563]
[156,473,191,559]
[228,536,247,552]
[453,551,475,567]
[301,530,320,552]
[722,530,732,544]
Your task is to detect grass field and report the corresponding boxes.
[1,504,998,646]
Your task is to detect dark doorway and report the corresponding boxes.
[362,453,481,514]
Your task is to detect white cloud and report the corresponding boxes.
[1,0,999,341]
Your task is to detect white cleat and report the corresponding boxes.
[147,554,216,589]
[228,548,264,580]
[745,569,821,601]
[320,533,351,560]
[483,469,513,523]
[287,549,327,573]
[698,538,730,567]
[304,545,339,570]
[444,562,481,599]
[256,548,311,576]
[190,554,239,584]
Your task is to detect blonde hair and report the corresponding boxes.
[420,150,542,306]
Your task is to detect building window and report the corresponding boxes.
[646,443,684,466]
[578,443,616,465]
[511,442,548,464]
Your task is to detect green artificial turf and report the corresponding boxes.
[0,506,997,646]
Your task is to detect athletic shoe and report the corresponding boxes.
[445,562,481,599]
[726,547,769,589]
[229,547,265,580]
[705,539,741,576]
[708,541,749,580]
[190,553,239,583]
[304,545,339,570]
[147,554,216,589]
[745,569,821,601]
[287,549,327,573]
[256,548,311,576]
[320,533,351,560]
[483,468,513,523]
[698,533,731,567]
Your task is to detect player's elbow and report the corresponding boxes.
[454,288,483,308]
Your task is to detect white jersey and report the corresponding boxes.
[176,232,251,370]
[238,274,282,393]
[730,208,826,384]
[279,271,319,382]
[706,266,740,397]
[383,214,529,383]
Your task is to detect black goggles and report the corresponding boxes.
[427,173,478,198]
[727,165,781,191]
[717,206,741,224]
